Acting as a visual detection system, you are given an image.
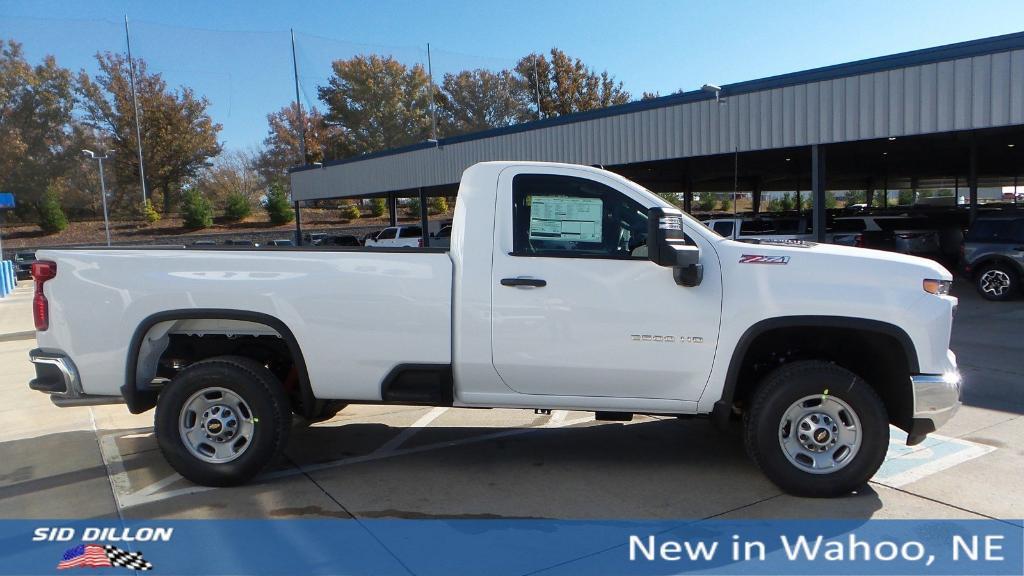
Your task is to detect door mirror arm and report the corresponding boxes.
[648,207,703,287]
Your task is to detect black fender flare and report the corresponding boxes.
[711,315,919,428]
[122,309,317,416]
[970,255,1024,279]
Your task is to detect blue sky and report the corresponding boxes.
[2,0,1023,151]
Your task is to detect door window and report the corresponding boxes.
[511,174,649,258]
[377,227,398,240]
[712,221,734,237]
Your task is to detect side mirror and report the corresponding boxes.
[648,207,703,287]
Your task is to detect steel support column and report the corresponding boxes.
[388,192,397,227]
[683,180,693,214]
[294,201,303,245]
[969,138,978,223]
[812,145,826,242]
[419,187,429,247]
[751,178,762,214]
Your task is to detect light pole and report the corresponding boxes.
[82,149,114,247]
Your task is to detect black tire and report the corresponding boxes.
[975,263,1018,301]
[155,356,291,487]
[744,360,888,498]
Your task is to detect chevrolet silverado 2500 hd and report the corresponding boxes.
[27,161,961,497]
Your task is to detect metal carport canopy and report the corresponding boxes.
[290,31,1024,202]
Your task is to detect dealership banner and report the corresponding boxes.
[0,519,1020,575]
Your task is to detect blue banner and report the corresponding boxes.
[0,519,1020,575]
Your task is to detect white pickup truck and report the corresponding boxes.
[27,162,960,497]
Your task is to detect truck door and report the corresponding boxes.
[489,167,722,401]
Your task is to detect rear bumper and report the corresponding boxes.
[29,348,124,407]
[906,371,961,445]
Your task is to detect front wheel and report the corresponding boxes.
[155,356,291,486]
[744,361,889,498]
[976,264,1017,301]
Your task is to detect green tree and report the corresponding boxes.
[318,55,432,155]
[436,69,528,135]
[780,192,794,211]
[180,189,213,229]
[264,182,294,225]
[404,198,421,217]
[340,201,360,220]
[141,199,160,223]
[0,39,82,221]
[429,196,449,215]
[719,197,733,211]
[370,197,387,217]
[223,191,251,222]
[37,182,69,234]
[656,192,681,206]
[696,193,717,212]
[76,52,222,214]
[514,48,630,119]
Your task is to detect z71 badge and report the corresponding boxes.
[739,254,790,265]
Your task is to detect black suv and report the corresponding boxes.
[13,251,36,280]
[962,215,1024,300]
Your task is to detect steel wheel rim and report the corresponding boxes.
[980,270,1010,296]
[179,387,255,464]
[778,394,862,475]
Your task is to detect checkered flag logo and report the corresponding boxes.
[58,544,154,571]
[104,545,154,571]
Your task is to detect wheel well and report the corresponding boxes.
[123,310,319,418]
[726,324,915,432]
[970,256,1023,279]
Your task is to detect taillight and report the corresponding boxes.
[418,237,424,248]
[31,261,57,331]
[854,234,864,248]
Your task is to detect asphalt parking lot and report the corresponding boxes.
[1,280,1021,523]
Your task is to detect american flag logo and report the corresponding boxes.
[57,544,153,571]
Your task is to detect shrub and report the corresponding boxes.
[429,196,449,215]
[142,199,161,223]
[696,193,717,212]
[37,185,69,234]
[718,197,733,211]
[341,202,360,220]
[264,184,295,225]
[404,198,421,217]
[370,197,386,217]
[181,190,214,229]
[223,192,252,222]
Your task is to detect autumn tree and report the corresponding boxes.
[0,39,82,221]
[514,49,630,119]
[76,52,222,215]
[256,102,337,184]
[435,69,529,135]
[318,55,433,155]
[196,149,264,209]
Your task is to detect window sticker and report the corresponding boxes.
[528,196,603,242]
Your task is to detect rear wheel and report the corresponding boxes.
[155,356,291,486]
[744,361,888,497]
[976,264,1017,301]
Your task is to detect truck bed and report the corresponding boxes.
[35,247,453,401]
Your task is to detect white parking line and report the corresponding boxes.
[373,407,449,454]
[96,411,595,510]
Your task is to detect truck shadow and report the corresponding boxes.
[0,419,885,521]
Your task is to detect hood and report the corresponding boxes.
[718,239,952,282]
